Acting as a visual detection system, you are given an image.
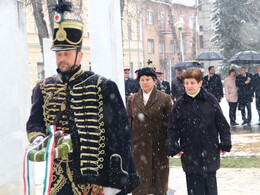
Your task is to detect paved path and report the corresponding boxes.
[168,167,260,195]
[36,167,260,195]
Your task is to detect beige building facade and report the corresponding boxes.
[26,0,197,87]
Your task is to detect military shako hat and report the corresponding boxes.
[51,0,84,51]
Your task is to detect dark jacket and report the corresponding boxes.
[131,79,140,94]
[171,77,185,100]
[162,80,171,95]
[235,72,254,106]
[125,78,135,102]
[253,73,260,109]
[168,87,231,173]
[203,74,223,102]
[27,68,140,194]
[127,87,172,195]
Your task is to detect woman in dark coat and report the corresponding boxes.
[127,67,172,195]
[168,68,232,195]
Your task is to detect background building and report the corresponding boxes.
[26,0,198,87]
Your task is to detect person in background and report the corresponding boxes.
[252,65,260,125]
[224,69,238,126]
[168,67,231,195]
[203,66,224,102]
[124,66,134,103]
[131,69,140,94]
[26,1,139,194]
[236,66,254,125]
[156,72,171,94]
[127,67,172,195]
[171,69,185,101]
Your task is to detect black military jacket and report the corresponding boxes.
[27,68,139,194]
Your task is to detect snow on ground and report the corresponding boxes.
[168,167,260,195]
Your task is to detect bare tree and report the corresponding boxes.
[31,0,49,53]
[46,0,56,35]
[167,4,182,62]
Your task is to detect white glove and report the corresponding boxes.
[32,136,44,143]
[32,136,45,149]
[102,187,121,195]
[63,134,71,140]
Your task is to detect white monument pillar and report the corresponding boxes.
[0,1,31,194]
[88,0,126,102]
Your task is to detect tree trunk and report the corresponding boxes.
[120,0,125,16]
[31,0,49,53]
[46,0,56,35]
[167,5,182,62]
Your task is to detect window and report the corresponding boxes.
[158,12,165,30]
[189,16,194,29]
[159,40,165,54]
[170,40,175,53]
[147,10,153,24]
[179,15,184,24]
[199,35,204,48]
[199,25,203,31]
[148,39,154,53]
[198,0,203,11]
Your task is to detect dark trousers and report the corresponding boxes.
[240,102,252,122]
[228,102,237,123]
[185,172,217,195]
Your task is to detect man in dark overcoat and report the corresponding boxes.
[131,69,140,94]
[236,66,254,125]
[171,69,185,101]
[124,66,135,103]
[26,1,139,194]
[168,67,231,195]
[156,72,171,94]
[202,66,223,102]
[253,65,260,124]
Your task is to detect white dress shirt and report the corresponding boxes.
[142,88,153,106]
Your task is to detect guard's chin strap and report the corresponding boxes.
[70,47,80,72]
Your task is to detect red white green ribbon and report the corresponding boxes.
[23,136,49,195]
[43,125,56,195]
[23,126,64,195]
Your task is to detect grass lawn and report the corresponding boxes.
[170,156,260,168]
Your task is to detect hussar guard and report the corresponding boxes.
[24,1,140,194]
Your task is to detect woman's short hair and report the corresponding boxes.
[137,67,157,81]
[228,69,236,75]
[182,68,203,83]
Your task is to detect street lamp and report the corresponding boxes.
[175,21,184,62]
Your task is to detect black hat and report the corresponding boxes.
[137,67,157,81]
[51,0,84,51]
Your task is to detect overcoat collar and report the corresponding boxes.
[183,87,207,102]
[135,87,158,113]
